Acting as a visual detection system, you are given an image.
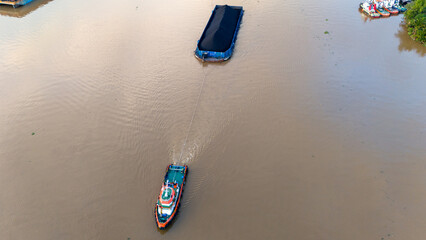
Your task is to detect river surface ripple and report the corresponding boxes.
[0,0,425,239]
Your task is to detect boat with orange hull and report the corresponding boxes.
[359,0,405,18]
[374,0,391,16]
[155,164,188,229]
[376,7,391,16]
[383,0,400,15]
[384,6,399,14]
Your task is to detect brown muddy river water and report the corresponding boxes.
[1,0,426,239]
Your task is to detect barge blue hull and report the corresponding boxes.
[195,5,244,62]
[0,0,35,7]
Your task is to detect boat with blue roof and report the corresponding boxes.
[195,5,244,62]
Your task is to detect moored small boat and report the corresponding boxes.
[400,0,412,5]
[195,5,244,62]
[359,1,381,18]
[376,1,390,17]
[383,0,400,14]
[384,6,399,14]
[155,164,188,229]
[394,4,407,12]
[375,0,391,17]
[394,0,407,12]
[376,8,391,16]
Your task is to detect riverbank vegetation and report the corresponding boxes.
[404,0,426,45]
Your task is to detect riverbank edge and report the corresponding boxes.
[403,0,426,46]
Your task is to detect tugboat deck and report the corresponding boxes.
[164,165,186,186]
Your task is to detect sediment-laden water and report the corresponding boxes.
[1,0,425,239]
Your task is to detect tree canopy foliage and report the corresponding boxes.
[404,0,426,45]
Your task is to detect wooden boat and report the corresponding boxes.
[376,8,390,16]
[155,164,188,229]
[394,0,407,12]
[394,4,407,12]
[384,6,399,14]
[359,2,381,18]
[384,2,400,15]
[400,0,412,5]
[376,3,391,16]
[195,5,244,62]
[0,0,35,7]
[374,0,391,16]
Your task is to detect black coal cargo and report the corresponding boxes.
[197,5,243,52]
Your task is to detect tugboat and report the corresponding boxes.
[360,0,381,18]
[155,164,188,229]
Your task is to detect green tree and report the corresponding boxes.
[404,0,426,45]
